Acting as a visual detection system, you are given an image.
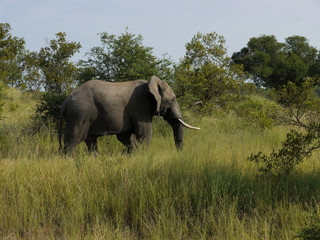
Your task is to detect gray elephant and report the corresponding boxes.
[58,76,199,154]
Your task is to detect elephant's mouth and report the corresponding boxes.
[177,119,200,130]
[163,109,200,130]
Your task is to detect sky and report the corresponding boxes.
[1,0,320,62]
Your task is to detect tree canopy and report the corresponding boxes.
[232,35,320,89]
[78,29,173,83]
[0,23,25,87]
[0,27,81,94]
[174,32,252,111]
[37,32,81,95]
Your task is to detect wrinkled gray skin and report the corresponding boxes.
[59,76,185,154]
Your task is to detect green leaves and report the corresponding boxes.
[295,216,320,240]
[30,32,81,126]
[247,78,320,175]
[232,95,284,129]
[174,32,252,112]
[0,23,25,86]
[273,78,320,127]
[38,32,81,95]
[0,23,26,120]
[232,35,320,89]
[79,29,173,83]
[248,124,320,175]
[35,92,67,124]
[185,32,227,69]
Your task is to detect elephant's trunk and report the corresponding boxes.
[167,119,184,150]
[167,118,200,150]
[173,121,184,150]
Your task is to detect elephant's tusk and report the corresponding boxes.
[178,119,200,130]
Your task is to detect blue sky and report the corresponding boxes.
[1,0,320,61]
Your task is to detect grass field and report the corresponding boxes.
[1,88,320,239]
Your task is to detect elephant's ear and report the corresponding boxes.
[148,76,162,115]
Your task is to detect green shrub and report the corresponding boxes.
[232,95,284,128]
[34,92,66,127]
[295,216,320,240]
[247,80,320,176]
[248,123,320,175]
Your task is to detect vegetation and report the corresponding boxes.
[295,216,320,240]
[1,89,320,239]
[174,32,253,111]
[78,29,173,83]
[0,23,25,88]
[1,22,320,239]
[249,78,320,175]
[232,35,320,89]
[232,94,284,129]
[33,32,81,124]
[37,32,81,95]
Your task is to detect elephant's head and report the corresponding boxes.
[148,76,199,149]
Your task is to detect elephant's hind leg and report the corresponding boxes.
[63,120,91,154]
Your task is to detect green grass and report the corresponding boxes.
[1,88,320,239]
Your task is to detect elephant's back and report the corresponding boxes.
[77,79,148,103]
[80,79,147,89]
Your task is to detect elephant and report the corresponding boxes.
[58,76,199,154]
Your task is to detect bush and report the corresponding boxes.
[248,123,320,175]
[232,95,284,128]
[270,78,320,127]
[247,80,320,176]
[34,92,66,127]
[295,216,320,240]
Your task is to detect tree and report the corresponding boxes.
[309,53,320,78]
[0,23,25,120]
[38,32,81,95]
[232,35,320,89]
[33,32,81,125]
[285,36,318,66]
[20,51,43,91]
[174,32,252,111]
[0,23,25,87]
[78,29,173,83]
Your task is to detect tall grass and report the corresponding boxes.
[1,89,320,239]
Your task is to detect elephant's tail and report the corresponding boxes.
[58,102,66,153]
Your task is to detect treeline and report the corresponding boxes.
[2,23,320,105]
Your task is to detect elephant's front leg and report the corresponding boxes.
[116,123,152,153]
[135,122,152,146]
